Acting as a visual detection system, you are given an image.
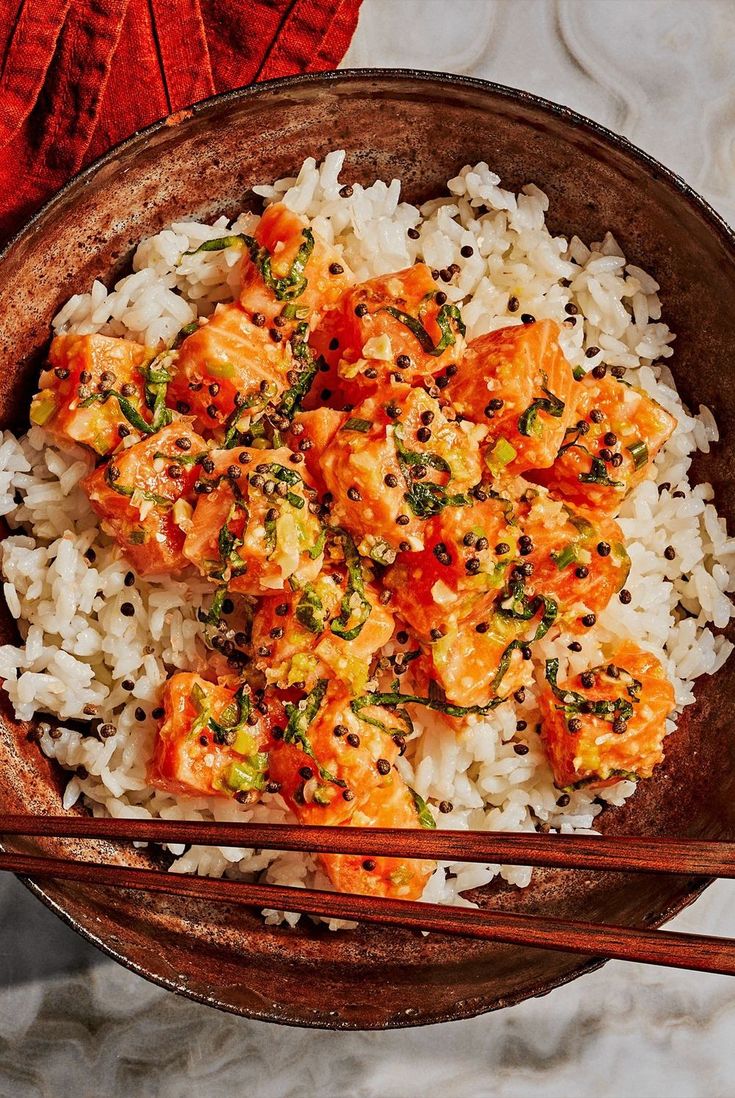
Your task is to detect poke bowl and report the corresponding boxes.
[0,70,734,1029]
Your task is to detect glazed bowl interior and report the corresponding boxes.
[1,71,734,1029]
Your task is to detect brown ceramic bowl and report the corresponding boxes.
[1,70,734,1030]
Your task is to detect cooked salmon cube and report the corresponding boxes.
[32,333,152,455]
[148,672,272,799]
[529,373,677,516]
[308,263,465,407]
[320,384,486,556]
[382,494,519,640]
[83,420,207,575]
[538,641,675,787]
[445,320,581,475]
[251,551,394,694]
[268,681,433,898]
[239,202,351,327]
[168,303,296,435]
[182,446,325,595]
[519,489,630,631]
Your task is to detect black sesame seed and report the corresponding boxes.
[590,408,604,424]
[465,557,481,575]
[347,486,362,501]
[495,542,510,556]
[329,262,344,275]
[355,303,368,318]
[580,671,595,689]
[151,706,165,720]
[475,621,489,634]
[124,571,135,587]
[513,687,526,703]
[435,290,448,306]
[599,448,613,462]
[376,758,391,776]
[556,793,571,807]
[407,226,420,239]
[612,717,628,735]
[121,679,135,691]
[121,602,135,617]
[673,490,686,499]
[520,313,535,324]
[396,354,411,369]
[597,541,611,557]
[508,295,519,312]
[396,514,410,526]
[430,628,445,642]
[514,742,529,756]
[460,245,474,258]
[604,432,618,447]
[208,382,220,397]
[362,859,376,871]
[518,535,533,556]
[568,641,582,652]
[433,542,452,566]
[618,588,632,604]
[568,717,583,733]
[575,566,589,579]
[516,720,527,731]
[439,800,453,813]
[658,482,671,494]
[610,365,625,378]
[581,613,597,627]
[346,733,360,748]
[416,426,431,443]
[664,545,676,560]
[521,645,532,660]
[252,312,266,327]
[135,707,146,722]
[611,452,624,467]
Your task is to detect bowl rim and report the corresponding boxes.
[4,67,734,1030]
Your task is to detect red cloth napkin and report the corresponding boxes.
[0,0,363,243]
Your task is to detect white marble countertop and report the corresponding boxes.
[3,2,735,1094]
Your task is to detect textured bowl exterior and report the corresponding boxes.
[0,71,734,1030]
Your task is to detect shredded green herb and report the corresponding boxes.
[275,324,319,421]
[185,234,248,255]
[330,531,372,642]
[104,462,171,506]
[579,457,625,488]
[242,228,315,301]
[544,658,641,726]
[408,787,436,829]
[518,382,565,437]
[350,688,503,722]
[392,423,468,519]
[295,584,328,635]
[380,302,465,357]
[283,679,345,786]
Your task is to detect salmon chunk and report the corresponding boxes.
[445,319,581,475]
[182,446,325,595]
[239,202,351,327]
[530,372,676,515]
[320,384,486,557]
[168,303,295,435]
[251,543,394,694]
[83,420,206,575]
[519,489,630,631]
[148,673,271,799]
[538,641,675,787]
[268,680,434,898]
[32,333,152,455]
[308,263,465,406]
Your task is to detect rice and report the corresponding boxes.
[1,150,732,923]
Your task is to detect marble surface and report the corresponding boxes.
[3,2,735,1094]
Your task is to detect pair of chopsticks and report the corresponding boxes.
[1,814,734,975]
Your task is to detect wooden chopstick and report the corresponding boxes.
[1,848,734,975]
[1,815,733,877]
